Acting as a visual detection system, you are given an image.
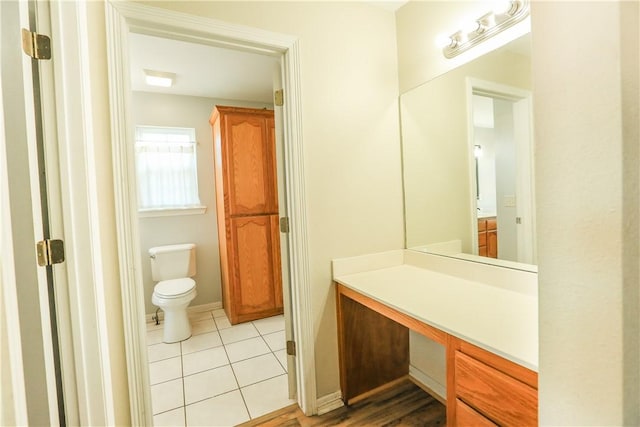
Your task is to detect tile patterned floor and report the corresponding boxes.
[147,309,295,426]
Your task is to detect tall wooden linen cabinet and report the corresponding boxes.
[209,106,283,325]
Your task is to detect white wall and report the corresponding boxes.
[131,91,272,315]
[533,1,639,424]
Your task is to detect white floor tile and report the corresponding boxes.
[219,323,259,345]
[146,328,164,346]
[241,374,296,419]
[148,342,181,363]
[211,308,227,318]
[274,349,288,372]
[183,365,238,405]
[153,406,185,427]
[182,346,229,377]
[186,390,250,426]
[231,353,285,387]
[151,378,184,415]
[214,316,232,330]
[191,318,217,336]
[262,330,286,352]
[149,356,182,385]
[224,337,270,363]
[181,331,222,355]
[252,315,285,335]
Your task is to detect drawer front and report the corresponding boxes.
[486,217,497,231]
[477,219,487,232]
[455,351,537,426]
[456,399,496,427]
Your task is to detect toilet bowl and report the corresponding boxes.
[149,244,197,343]
[152,278,197,343]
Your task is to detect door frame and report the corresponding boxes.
[465,77,536,263]
[105,2,316,424]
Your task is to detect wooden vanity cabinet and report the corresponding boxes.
[335,283,538,427]
[478,217,497,258]
[447,337,538,427]
[210,106,283,325]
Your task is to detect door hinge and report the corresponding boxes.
[274,89,284,106]
[286,340,296,356]
[280,217,290,233]
[21,29,51,60]
[36,239,65,266]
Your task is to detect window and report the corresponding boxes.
[134,126,202,212]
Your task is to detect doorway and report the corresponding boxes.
[467,78,536,265]
[105,2,315,425]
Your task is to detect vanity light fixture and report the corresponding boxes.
[442,0,529,59]
[144,69,175,87]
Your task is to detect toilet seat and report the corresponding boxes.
[154,278,196,299]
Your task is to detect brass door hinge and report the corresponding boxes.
[274,89,284,106]
[280,217,290,233]
[286,340,296,356]
[21,29,51,60]
[36,239,65,266]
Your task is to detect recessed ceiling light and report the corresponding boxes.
[144,69,175,87]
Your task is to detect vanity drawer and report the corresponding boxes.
[455,351,537,426]
[455,399,496,427]
[477,219,487,232]
[486,217,497,230]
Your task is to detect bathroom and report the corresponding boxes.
[2,1,637,426]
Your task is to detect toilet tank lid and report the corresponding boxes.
[148,243,195,256]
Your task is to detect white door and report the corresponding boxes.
[0,1,65,424]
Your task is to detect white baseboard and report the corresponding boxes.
[145,301,222,324]
[316,390,344,415]
[409,365,446,402]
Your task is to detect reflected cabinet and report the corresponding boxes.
[210,106,283,325]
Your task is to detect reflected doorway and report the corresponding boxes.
[468,80,536,264]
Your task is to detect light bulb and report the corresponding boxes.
[492,0,514,15]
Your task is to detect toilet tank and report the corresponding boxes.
[149,243,196,281]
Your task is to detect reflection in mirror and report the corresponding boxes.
[401,34,536,271]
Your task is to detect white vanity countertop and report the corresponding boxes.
[332,250,538,371]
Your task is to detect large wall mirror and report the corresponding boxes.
[401,33,536,271]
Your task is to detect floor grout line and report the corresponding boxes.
[149,312,289,425]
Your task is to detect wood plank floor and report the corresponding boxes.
[238,378,446,427]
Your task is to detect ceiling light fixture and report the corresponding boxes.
[144,69,175,87]
[442,0,529,59]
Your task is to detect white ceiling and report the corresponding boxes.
[128,32,279,103]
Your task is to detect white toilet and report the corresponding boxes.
[149,243,197,343]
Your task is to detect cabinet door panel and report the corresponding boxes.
[230,215,282,316]
[224,114,277,215]
[487,230,498,258]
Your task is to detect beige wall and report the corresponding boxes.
[103,0,404,400]
[131,91,272,315]
[533,1,639,424]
